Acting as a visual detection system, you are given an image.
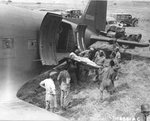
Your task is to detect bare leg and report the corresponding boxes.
[100,90,103,101]
[54,94,57,108]
[50,108,54,112]
[63,91,68,110]
[45,101,49,110]
[60,90,64,109]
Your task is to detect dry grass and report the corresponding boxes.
[60,60,150,121]
[17,59,150,121]
[16,1,150,121]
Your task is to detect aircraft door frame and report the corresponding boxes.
[75,24,87,51]
[39,13,62,65]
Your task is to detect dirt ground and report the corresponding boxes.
[17,1,150,121]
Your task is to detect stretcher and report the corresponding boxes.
[69,52,100,69]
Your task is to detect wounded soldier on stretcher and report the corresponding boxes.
[69,52,100,69]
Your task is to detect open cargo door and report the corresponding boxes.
[75,24,87,51]
[39,13,62,65]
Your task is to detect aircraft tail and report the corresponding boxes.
[80,0,107,34]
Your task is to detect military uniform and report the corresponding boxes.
[67,61,78,89]
[135,104,150,121]
[100,67,115,91]
[115,51,121,64]
[39,77,57,111]
[57,70,71,109]
[99,60,117,100]
[95,55,106,67]
[94,50,106,82]
[78,49,92,82]
[79,49,91,58]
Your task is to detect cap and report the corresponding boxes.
[141,104,150,112]
[49,71,57,76]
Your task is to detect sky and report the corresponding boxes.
[1,0,88,3]
[1,0,150,3]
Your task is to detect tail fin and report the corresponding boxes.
[80,0,107,34]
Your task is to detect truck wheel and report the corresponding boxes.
[132,20,138,27]
[136,34,142,42]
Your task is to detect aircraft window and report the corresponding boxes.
[28,40,37,49]
[2,38,14,49]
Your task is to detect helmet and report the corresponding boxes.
[141,104,150,112]
[110,60,115,67]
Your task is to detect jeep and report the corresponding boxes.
[110,13,138,27]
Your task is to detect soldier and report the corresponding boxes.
[93,50,106,82]
[39,71,57,112]
[79,47,95,59]
[67,59,78,92]
[110,46,121,80]
[94,50,106,67]
[135,104,150,121]
[115,47,121,64]
[99,60,117,101]
[57,69,71,110]
[77,47,94,82]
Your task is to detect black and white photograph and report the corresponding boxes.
[0,0,150,120]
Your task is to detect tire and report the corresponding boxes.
[136,34,142,42]
[132,19,138,27]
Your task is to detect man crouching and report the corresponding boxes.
[39,71,57,112]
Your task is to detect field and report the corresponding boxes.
[16,1,150,121]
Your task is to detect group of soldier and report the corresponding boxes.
[39,44,150,121]
[39,44,121,111]
[76,46,121,100]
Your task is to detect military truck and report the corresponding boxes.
[63,9,82,19]
[105,17,124,32]
[110,13,138,27]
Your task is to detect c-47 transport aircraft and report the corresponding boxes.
[0,0,149,120]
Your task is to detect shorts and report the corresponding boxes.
[100,79,114,94]
[45,94,55,109]
[61,90,72,107]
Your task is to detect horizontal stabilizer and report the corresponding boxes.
[90,35,149,47]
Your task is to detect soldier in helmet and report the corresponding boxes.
[135,104,150,121]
